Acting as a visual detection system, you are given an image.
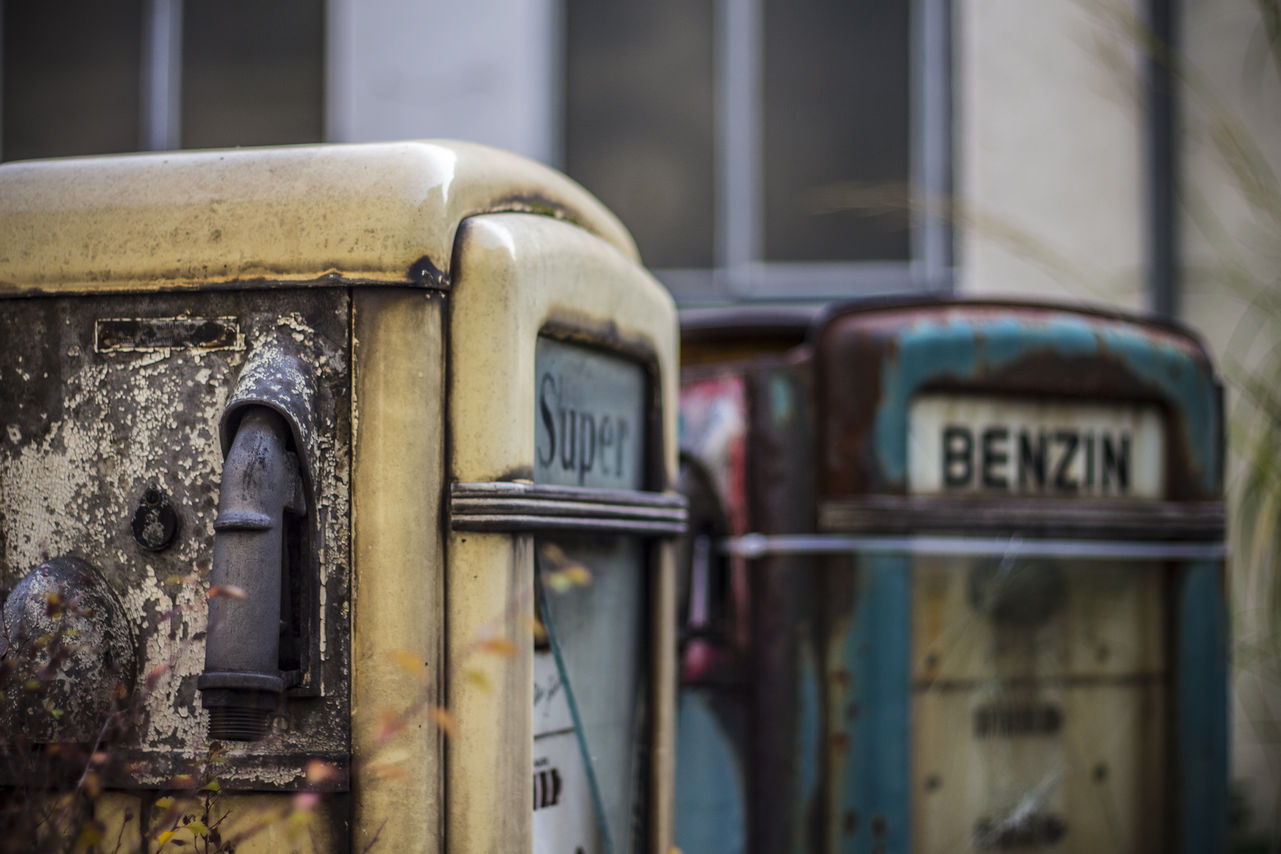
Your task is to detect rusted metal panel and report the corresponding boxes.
[676,323,827,854]
[0,289,352,790]
[811,298,1226,854]
[813,299,1222,502]
[676,297,1227,854]
[743,360,823,854]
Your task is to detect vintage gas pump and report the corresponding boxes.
[674,307,818,854]
[807,299,1226,853]
[0,141,682,853]
[674,299,1227,853]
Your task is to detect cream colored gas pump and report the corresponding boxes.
[0,141,682,854]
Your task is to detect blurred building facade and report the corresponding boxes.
[3,0,1280,843]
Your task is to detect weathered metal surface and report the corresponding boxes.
[679,306,817,370]
[131,485,181,551]
[818,495,1225,540]
[0,556,137,743]
[0,141,637,296]
[445,211,678,854]
[742,361,822,854]
[1,140,678,854]
[809,298,1226,854]
[96,316,243,353]
[813,300,1222,501]
[349,288,446,854]
[675,297,1227,854]
[676,333,827,854]
[220,338,320,498]
[0,289,351,790]
[450,482,687,536]
[199,407,302,741]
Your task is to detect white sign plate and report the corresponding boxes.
[535,337,645,490]
[533,650,603,854]
[908,395,1165,499]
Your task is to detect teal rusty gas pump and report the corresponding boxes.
[675,298,1228,853]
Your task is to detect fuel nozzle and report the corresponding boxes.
[198,342,315,741]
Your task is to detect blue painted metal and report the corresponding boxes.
[794,641,823,852]
[837,554,911,853]
[678,299,1227,853]
[675,690,748,854]
[868,312,1220,491]
[817,301,1226,853]
[1177,560,1229,852]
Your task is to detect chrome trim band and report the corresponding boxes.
[450,482,687,537]
[819,496,1225,541]
[724,533,1227,561]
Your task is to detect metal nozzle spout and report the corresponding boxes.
[198,406,305,740]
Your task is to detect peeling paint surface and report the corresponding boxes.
[0,289,351,790]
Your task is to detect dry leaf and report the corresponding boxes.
[539,542,568,564]
[544,571,572,593]
[564,565,592,586]
[428,706,459,737]
[305,759,341,785]
[144,664,169,691]
[376,708,406,743]
[463,666,494,694]
[478,637,516,658]
[389,648,429,679]
[293,791,321,812]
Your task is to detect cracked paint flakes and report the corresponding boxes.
[1,291,352,788]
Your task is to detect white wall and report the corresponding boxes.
[954,0,1147,310]
[327,0,562,166]
[1177,0,1281,841]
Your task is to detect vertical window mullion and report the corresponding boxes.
[912,0,953,292]
[141,0,182,151]
[717,0,763,292]
[0,1,6,163]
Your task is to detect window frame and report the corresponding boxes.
[637,0,955,303]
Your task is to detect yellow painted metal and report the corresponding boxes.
[3,141,676,853]
[446,212,678,853]
[351,289,447,852]
[0,141,637,296]
[94,793,143,851]
[94,792,346,852]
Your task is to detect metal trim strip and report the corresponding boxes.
[819,496,1225,541]
[450,482,688,536]
[723,533,1227,561]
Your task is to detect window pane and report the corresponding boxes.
[180,0,323,149]
[537,536,647,854]
[564,0,715,269]
[2,0,143,161]
[763,0,911,262]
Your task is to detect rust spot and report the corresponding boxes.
[96,316,242,353]
[871,814,888,837]
[843,809,858,834]
[814,299,1217,501]
[831,669,853,689]
[407,254,449,288]
[845,700,860,720]
[830,732,850,754]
